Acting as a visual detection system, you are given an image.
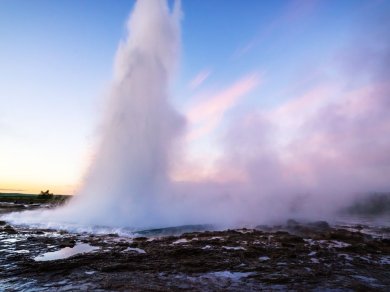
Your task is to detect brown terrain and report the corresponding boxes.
[0,202,389,291]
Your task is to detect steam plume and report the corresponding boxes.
[65,0,184,227]
[3,0,389,231]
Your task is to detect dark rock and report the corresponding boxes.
[1,220,389,291]
[286,219,300,228]
[134,236,148,241]
[3,225,17,234]
[59,239,76,248]
[101,263,137,272]
[274,231,290,236]
[308,221,330,231]
[255,224,272,231]
[380,238,390,244]
[326,229,365,242]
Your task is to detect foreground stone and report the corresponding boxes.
[0,220,389,291]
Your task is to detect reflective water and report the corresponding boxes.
[34,243,98,261]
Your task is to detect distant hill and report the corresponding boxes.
[0,192,71,204]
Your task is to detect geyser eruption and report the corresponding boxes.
[68,0,183,226]
[3,0,390,231]
[65,0,183,226]
[3,0,184,229]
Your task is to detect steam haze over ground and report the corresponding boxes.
[2,0,390,231]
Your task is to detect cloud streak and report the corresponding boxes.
[186,73,261,141]
[234,0,320,58]
[189,69,212,89]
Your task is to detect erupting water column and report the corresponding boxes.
[58,0,183,227]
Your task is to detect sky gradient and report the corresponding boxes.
[0,0,389,194]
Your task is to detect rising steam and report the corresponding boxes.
[3,0,390,231]
[65,0,184,227]
[4,0,184,229]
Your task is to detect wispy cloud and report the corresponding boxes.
[186,73,262,141]
[189,69,212,89]
[233,0,320,59]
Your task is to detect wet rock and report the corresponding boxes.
[308,221,330,231]
[3,225,17,234]
[284,220,331,239]
[1,221,389,291]
[101,263,138,272]
[59,239,76,248]
[380,238,390,244]
[255,224,272,231]
[116,241,129,247]
[325,229,367,242]
[0,220,6,225]
[286,219,300,228]
[134,236,148,241]
[129,242,139,248]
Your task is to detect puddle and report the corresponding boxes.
[124,247,146,254]
[222,246,246,251]
[172,238,189,244]
[14,250,30,254]
[34,243,98,261]
[207,271,255,280]
[259,256,270,261]
[2,238,20,243]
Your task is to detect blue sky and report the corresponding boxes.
[0,0,388,193]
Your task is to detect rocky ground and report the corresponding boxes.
[0,204,389,291]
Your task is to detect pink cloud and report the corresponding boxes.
[188,69,212,90]
[168,18,390,225]
[186,73,261,141]
[176,12,390,223]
